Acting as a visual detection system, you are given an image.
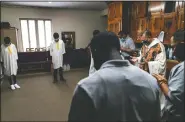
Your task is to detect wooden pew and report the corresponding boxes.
[17,51,51,74]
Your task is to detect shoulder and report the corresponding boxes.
[1,44,4,48]
[59,39,64,43]
[50,41,55,45]
[170,61,184,78]
[11,43,16,48]
[77,72,104,98]
[127,36,134,41]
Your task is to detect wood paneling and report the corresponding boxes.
[163,12,177,43]
[108,1,184,44]
[177,9,184,29]
[148,1,165,14]
[108,2,123,34]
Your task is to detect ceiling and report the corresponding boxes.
[1,1,108,10]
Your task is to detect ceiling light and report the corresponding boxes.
[48,2,52,4]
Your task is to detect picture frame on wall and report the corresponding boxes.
[61,31,75,49]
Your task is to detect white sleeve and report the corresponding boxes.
[137,50,142,63]
[13,45,18,60]
[61,41,66,54]
[1,45,4,62]
[50,43,53,56]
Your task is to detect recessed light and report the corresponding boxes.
[48,2,52,4]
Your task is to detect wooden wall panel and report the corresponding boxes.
[108,2,123,34]
[177,10,184,29]
[163,12,177,44]
[108,1,184,44]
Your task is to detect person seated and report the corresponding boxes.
[152,29,184,122]
[68,31,161,121]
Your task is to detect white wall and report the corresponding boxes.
[1,6,107,51]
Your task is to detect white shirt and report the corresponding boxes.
[50,39,66,69]
[120,36,135,50]
[1,43,18,76]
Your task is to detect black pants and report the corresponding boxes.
[8,75,17,85]
[53,67,65,81]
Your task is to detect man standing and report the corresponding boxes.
[1,37,20,90]
[68,32,161,121]
[118,31,135,58]
[87,30,100,76]
[130,30,166,75]
[50,32,66,83]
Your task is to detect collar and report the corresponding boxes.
[100,60,131,69]
[148,38,160,48]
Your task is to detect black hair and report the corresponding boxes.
[143,30,152,38]
[173,29,185,42]
[93,30,100,36]
[173,42,185,61]
[4,37,11,44]
[118,31,128,36]
[90,31,120,52]
[53,32,59,39]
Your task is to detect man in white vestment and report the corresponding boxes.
[1,37,20,90]
[130,30,166,75]
[130,30,166,110]
[50,32,66,83]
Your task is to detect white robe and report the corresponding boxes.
[136,38,166,75]
[1,43,18,76]
[136,38,166,110]
[50,39,66,69]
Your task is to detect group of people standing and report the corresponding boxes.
[0,32,67,90]
[68,29,184,122]
[1,28,184,121]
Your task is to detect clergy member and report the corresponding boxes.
[1,37,20,90]
[68,32,161,121]
[50,32,66,83]
[130,30,166,75]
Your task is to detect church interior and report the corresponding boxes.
[0,1,184,121]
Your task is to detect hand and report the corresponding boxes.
[152,74,167,84]
[121,46,125,51]
[129,56,138,64]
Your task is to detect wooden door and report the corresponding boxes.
[151,14,164,37]
[108,2,123,34]
[114,20,122,35]
[108,3,116,21]
[114,2,123,19]
[130,18,138,42]
[108,23,114,32]
[138,18,147,32]
[137,2,147,18]
[177,9,184,29]
[163,12,177,44]
[131,3,138,19]
[148,1,165,15]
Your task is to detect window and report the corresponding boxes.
[20,19,52,51]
